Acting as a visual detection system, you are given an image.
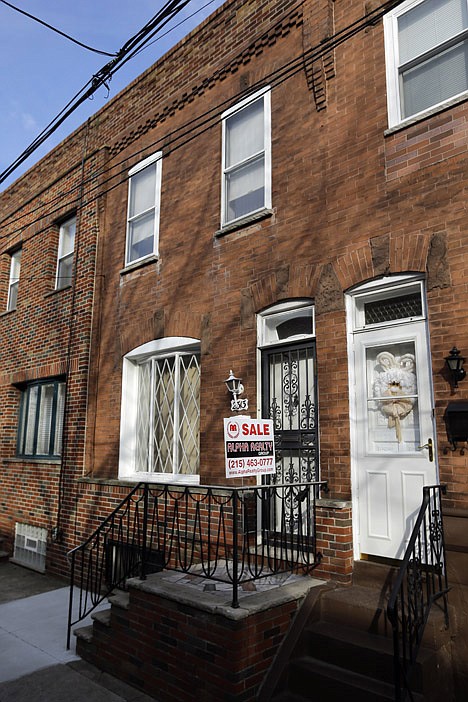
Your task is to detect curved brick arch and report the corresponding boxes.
[332,232,437,296]
[243,263,321,323]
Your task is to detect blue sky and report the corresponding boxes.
[0,0,224,190]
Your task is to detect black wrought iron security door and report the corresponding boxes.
[262,341,319,486]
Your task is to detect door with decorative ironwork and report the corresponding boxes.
[262,341,319,487]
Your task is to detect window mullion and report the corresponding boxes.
[173,354,181,475]
[149,361,156,472]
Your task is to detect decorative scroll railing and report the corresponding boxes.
[67,480,327,648]
[387,485,450,702]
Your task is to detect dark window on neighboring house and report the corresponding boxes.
[17,380,65,458]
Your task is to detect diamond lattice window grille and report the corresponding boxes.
[364,292,422,325]
[135,353,200,475]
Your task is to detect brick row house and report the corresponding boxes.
[1,0,468,699]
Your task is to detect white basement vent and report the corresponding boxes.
[12,523,47,572]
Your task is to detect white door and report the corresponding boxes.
[352,319,437,560]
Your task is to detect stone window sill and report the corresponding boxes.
[215,209,274,238]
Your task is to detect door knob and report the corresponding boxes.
[418,438,434,462]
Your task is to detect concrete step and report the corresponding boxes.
[271,693,308,702]
[286,656,408,702]
[107,589,129,610]
[318,584,393,637]
[318,584,450,648]
[304,619,444,694]
[304,620,395,684]
[352,559,398,591]
[91,609,111,627]
[73,625,94,644]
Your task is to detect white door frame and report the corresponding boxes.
[346,274,438,560]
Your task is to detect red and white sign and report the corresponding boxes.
[224,417,275,478]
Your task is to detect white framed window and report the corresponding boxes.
[384,0,468,127]
[126,152,162,266]
[350,276,426,332]
[17,379,65,458]
[221,87,271,227]
[7,248,21,312]
[257,300,315,348]
[55,216,76,289]
[119,337,201,483]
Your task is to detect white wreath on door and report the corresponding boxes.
[373,351,417,442]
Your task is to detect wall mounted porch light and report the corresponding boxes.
[445,347,466,389]
[225,370,248,412]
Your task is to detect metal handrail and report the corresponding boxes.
[67,479,327,648]
[387,485,449,702]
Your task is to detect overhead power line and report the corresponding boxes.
[0,0,116,57]
[0,0,193,186]
[0,0,405,243]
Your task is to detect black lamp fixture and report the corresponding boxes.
[224,370,248,412]
[445,347,466,388]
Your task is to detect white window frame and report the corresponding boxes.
[221,87,272,227]
[119,337,201,484]
[257,300,315,349]
[55,216,76,290]
[384,0,468,127]
[125,152,162,266]
[17,379,65,459]
[7,248,21,312]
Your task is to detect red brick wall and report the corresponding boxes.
[1,0,468,579]
[78,584,299,702]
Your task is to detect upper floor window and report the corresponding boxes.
[17,379,65,459]
[7,248,21,312]
[221,88,271,227]
[126,152,162,266]
[56,216,76,289]
[119,337,200,483]
[385,0,468,127]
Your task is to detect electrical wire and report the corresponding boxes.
[0,0,405,246]
[0,0,194,185]
[0,0,116,57]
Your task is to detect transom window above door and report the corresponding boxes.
[384,0,468,127]
[258,300,315,348]
[351,278,426,332]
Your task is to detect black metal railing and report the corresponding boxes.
[67,480,327,648]
[387,485,450,702]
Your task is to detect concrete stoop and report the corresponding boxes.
[270,561,454,702]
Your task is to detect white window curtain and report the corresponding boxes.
[126,153,162,265]
[222,90,271,225]
[7,249,21,311]
[56,217,76,289]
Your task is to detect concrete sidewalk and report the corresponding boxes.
[0,562,156,701]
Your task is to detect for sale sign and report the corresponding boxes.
[224,417,275,478]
